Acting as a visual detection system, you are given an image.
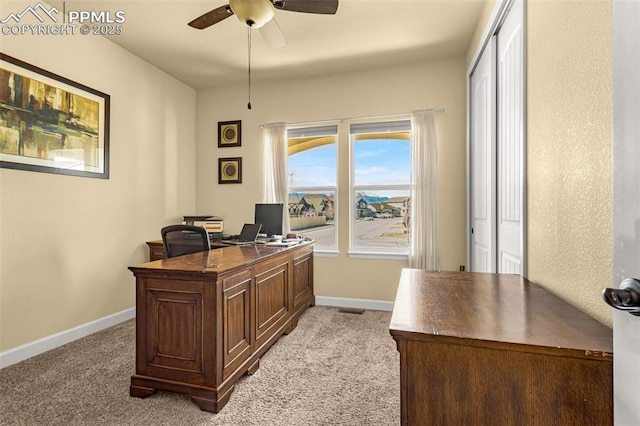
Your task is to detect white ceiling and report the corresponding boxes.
[61,0,487,89]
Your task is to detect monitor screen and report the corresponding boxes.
[254,203,284,237]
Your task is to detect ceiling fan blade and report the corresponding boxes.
[272,0,338,15]
[260,18,287,48]
[188,5,234,29]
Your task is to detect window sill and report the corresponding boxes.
[347,251,409,261]
[312,249,339,258]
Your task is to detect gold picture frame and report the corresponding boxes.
[218,157,242,184]
[218,120,241,147]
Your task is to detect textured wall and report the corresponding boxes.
[527,0,612,326]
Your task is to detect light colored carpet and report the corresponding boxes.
[0,306,400,425]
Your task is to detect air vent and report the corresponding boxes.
[337,307,365,315]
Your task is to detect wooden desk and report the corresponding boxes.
[129,241,314,412]
[389,269,613,425]
[146,239,227,261]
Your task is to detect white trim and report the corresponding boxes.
[521,0,528,277]
[313,250,339,258]
[468,0,513,76]
[315,296,394,312]
[0,307,135,369]
[347,251,408,261]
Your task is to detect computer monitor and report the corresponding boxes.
[254,203,284,237]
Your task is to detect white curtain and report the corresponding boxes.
[409,110,439,269]
[262,122,290,234]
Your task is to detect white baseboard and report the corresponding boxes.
[315,296,394,312]
[0,307,136,369]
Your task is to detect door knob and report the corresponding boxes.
[602,278,640,316]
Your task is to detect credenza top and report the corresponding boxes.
[129,240,313,277]
[389,269,613,358]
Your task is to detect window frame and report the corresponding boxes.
[348,120,411,258]
[285,118,413,260]
[286,124,339,255]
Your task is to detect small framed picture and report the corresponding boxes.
[218,157,242,184]
[218,120,241,147]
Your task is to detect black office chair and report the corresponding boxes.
[161,225,211,258]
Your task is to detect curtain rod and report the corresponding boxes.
[259,108,445,128]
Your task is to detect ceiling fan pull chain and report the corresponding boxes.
[247,26,252,110]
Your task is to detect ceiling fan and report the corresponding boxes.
[188,0,339,47]
[188,0,339,109]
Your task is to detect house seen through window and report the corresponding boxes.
[287,125,337,251]
[351,121,410,254]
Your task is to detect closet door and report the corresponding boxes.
[469,40,496,273]
[496,0,525,274]
[468,0,525,274]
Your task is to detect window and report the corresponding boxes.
[287,125,338,251]
[350,121,411,255]
[285,119,412,258]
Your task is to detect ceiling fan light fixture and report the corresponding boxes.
[229,0,274,28]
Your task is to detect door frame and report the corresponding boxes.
[466,0,527,275]
[612,0,640,422]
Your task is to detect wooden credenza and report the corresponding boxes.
[129,241,314,413]
[389,269,613,425]
[145,240,166,261]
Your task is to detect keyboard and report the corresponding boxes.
[265,240,300,247]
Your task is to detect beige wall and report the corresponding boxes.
[466,0,613,326]
[197,57,468,302]
[0,5,197,351]
[526,0,612,326]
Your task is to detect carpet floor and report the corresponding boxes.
[0,306,400,425]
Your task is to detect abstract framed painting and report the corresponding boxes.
[217,120,241,148]
[218,157,242,184]
[0,53,110,179]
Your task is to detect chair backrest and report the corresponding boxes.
[161,225,211,258]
